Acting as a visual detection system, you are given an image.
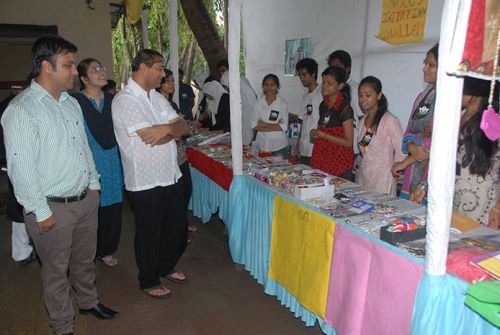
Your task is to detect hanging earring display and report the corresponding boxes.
[480,26,500,141]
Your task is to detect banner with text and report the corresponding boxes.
[376,0,429,45]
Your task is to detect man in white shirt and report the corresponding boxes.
[295,58,323,166]
[328,50,364,157]
[112,49,190,299]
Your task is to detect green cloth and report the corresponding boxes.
[465,280,500,327]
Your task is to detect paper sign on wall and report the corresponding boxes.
[376,0,429,45]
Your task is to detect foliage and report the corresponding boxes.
[111,0,227,85]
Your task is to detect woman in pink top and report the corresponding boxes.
[356,76,405,195]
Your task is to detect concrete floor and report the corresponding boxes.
[0,181,323,334]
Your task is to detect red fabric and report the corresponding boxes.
[462,0,485,71]
[447,245,494,283]
[186,147,233,191]
[310,126,353,177]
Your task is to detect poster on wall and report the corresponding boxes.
[376,0,429,45]
[284,38,310,76]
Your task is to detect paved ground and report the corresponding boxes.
[0,177,323,335]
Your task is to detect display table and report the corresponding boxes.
[187,147,499,335]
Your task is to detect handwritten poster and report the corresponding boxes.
[376,0,429,45]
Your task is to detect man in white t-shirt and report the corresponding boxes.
[112,49,190,299]
[295,58,323,166]
[328,50,364,157]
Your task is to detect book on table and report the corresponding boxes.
[471,250,500,280]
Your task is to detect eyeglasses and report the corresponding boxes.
[90,66,107,74]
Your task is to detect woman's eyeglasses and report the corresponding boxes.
[90,66,107,74]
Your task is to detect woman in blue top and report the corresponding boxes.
[74,58,124,267]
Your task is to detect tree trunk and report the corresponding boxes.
[223,0,228,49]
[120,17,133,64]
[120,58,129,86]
[157,28,163,54]
[185,41,196,84]
[179,45,189,70]
[126,21,138,56]
[179,0,227,76]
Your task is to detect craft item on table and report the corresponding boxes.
[368,205,399,221]
[380,215,426,245]
[398,239,427,258]
[447,242,494,283]
[331,176,350,188]
[187,130,224,146]
[258,150,273,157]
[461,235,500,251]
[371,205,397,216]
[385,215,425,233]
[465,281,500,328]
[320,201,358,218]
[471,250,500,280]
[197,131,231,145]
[304,195,338,207]
[350,199,375,214]
[450,211,482,234]
[334,192,350,201]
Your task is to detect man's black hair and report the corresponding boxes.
[131,49,163,72]
[295,58,318,80]
[327,50,352,70]
[31,35,77,77]
[216,58,229,70]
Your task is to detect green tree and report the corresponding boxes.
[111,0,225,85]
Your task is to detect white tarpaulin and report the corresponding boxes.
[241,0,445,127]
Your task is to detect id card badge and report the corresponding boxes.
[306,104,313,116]
[269,110,279,121]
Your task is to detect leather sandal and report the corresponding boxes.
[143,285,171,299]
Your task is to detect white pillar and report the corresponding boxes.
[169,0,179,104]
[228,0,243,175]
[424,0,470,275]
[141,9,149,49]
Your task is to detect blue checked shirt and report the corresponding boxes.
[1,80,100,222]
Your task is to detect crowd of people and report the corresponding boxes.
[0,34,498,335]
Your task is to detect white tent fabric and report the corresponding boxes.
[241,0,444,127]
[424,0,469,275]
[228,0,243,176]
[238,0,481,276]
[169,0,179,104]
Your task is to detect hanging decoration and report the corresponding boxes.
[124,0,145,24]
[376,0,429,45]
[480,25,500,141]
[454,0,500,79]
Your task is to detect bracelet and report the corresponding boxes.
[492,207,500,214]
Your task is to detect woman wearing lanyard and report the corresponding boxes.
[310,66,354,180]
[251,74,289,156]
[357,76,405,195]
[392,44,438,203]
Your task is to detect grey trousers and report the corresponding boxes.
[25,190,100,335]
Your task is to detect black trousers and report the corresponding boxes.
[7,178,24,223]
[96,202,122,258]
[179,162,192,210]
[127,182,188,289]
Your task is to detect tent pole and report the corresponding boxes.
[169,0,179,105]
[424,0,470,275]
[228,0,243,175]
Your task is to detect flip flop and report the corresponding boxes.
[165,270,187,283]
[143,285,171,299]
